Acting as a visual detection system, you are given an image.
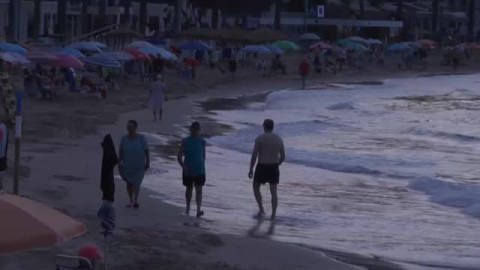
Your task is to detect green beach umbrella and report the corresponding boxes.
[273,40,300,51]
[336,39,368,52]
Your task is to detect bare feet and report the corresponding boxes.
[196,210,204,218]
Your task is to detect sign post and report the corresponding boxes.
[13,91,22,195]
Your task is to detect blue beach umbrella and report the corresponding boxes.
[242,45,272,54]
[93,52,133,62]
[126,41,155,49]
[67,42,102,53]
[178,41,210,51]
[59,47,86,59]
[0,52,31,65]
[83,54,121,68]
[0,42,27,54]
[387,43,410,52]
[88,41,107,49]
[264,44,284,54]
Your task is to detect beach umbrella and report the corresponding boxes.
[0,193,86,253]
[137,46,178,61]
[25,52,61,64]
[126,41,155,49]
[310,42,333,50]
[125,48,150,61]
[178,41,210,51]
[0,42,27,54]
[299,33,321,41]
[94,52,133,62]
[0,52,31,65]
[242,45,272,54]
[416,39,436,49]
[347,36,369,46]
[336,39,368,52]
[83,55,122,68]
[67,42,102,53]
[273,40,300,51]
[52,55,84,69]
[366,38,383,45]
[264,44,284,54]
[59,47,86,59]
[88,41,107,49]
[387,43,410,52]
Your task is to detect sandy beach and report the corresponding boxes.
[1,53,480,270]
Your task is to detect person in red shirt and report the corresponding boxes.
[299,58,310,89]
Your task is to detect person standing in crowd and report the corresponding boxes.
[229,58,237,81]
[299,58,310,89]
[101,134,118,204]
[149,74,167,122]
[177,122,207,218]
[119,120,150,208]
[249,119,285,220]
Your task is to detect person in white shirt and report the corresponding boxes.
[248,119,285,220]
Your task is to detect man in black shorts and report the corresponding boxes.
[248,119,285,220]
[177,122,207,217]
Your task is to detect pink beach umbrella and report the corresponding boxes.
[52,54,84,69]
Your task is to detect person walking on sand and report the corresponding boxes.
[149,74,167,122]
[119,120,150,208]
[299,58,310,89]
[177,122,206,218]
[248,119,285,220]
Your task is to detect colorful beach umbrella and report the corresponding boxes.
[137,46,178,61]
[88,41,107,49]
[125,48,150,61]
[59,48,86,59]
[0,52,31,65]
[25,52,60,64]
[416,39,436,49]
[264,44,284,54]
[366,38,383,45]
[67,42,102,53]
[93,52,133,62]
[299,33,321,41]
[52,55,84,69]
[126,41,155,49]
[348,36,369,46]
[273,40,300,51]
[83,54,122,68]
[387,43,410,52]
[0,193,86,253]
[242,45,272,54]
[0,42,27,54]
[310,42,333,50]
[336,39,368,52]
[178,41,210,51]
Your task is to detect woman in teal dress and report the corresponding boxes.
[119,120,150,208]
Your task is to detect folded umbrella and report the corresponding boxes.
[178,41,210,51]
[0,193,87,253]
[0,42,27,54]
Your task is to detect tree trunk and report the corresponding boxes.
[467,0,475,42]
[432,0,439,36]
[98,0,106,28]
[173,0,182,35]
[81,0,91,35]
[57,0,67,40]
[139,0,147,34]
[274,0,282,30]
[359,0,365,19]
[33,0,41,38]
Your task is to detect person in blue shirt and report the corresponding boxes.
[177,122,206,218]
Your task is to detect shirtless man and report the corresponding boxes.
[248,119,285,220]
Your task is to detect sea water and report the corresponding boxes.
[145,74,480,270]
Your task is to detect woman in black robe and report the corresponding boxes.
[101,134,118,202]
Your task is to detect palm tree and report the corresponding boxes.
[33,0,41,38]
[139,0,147,34]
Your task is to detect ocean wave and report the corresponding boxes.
[327,102,356,110]
[409,177,480,218]
[405,127,480,142]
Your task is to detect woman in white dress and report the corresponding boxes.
[149,74,167,121]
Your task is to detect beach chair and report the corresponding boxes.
[54,254,93,270]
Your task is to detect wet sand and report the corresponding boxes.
[2,53,480,270]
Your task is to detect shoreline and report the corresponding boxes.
[2,60,480,269]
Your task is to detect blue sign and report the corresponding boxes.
[15,91,22,115]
